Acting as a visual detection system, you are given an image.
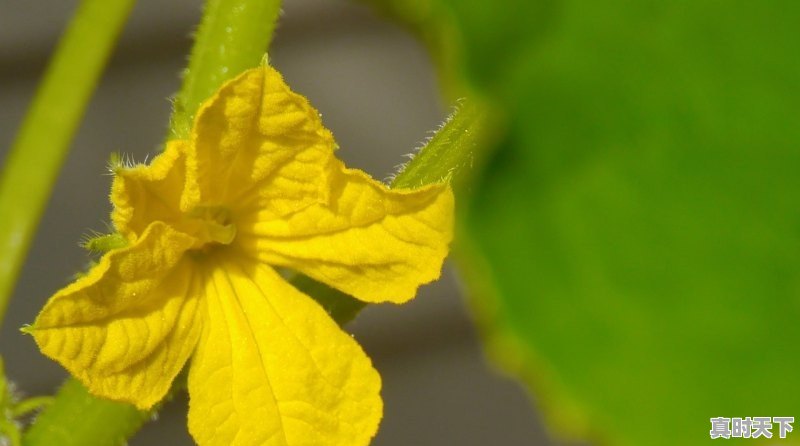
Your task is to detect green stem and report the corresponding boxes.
[169,0,282,140]
[0,0,135,328]
[12,397,54,418]
[22,379,148,446]
[392,101,483,189]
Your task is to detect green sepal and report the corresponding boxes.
[80,232,128,254]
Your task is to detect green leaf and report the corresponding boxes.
[378,1,800,445]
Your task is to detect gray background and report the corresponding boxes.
[1,1,568,444]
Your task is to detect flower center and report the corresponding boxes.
[186,205,237,249]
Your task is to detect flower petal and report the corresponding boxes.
[187,257,382,446]
[189,66,334,216]
[236,162,455,303]
[111,140,197,241]
[31,222,202,409]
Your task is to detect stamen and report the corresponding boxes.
[186,205,237,248]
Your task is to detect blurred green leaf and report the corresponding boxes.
[372,0,800,445]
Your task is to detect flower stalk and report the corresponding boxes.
[168,0,282,140]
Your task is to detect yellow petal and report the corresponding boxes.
[189,66,334,217]
[188,256,382,446]
[236,161,455,303]
[111,140,198,241]
[31,222,202,409]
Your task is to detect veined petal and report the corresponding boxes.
[189,66,334,216]
[236,161,455,303]
[31,222,202,409]
[188,256,381,446]
[111,140,198,241]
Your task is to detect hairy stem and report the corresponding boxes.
[168,0,282,140]
[392,101,483,189]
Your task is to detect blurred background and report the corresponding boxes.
[0,0,570,444]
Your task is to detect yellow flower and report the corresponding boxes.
[29,65,453,446]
